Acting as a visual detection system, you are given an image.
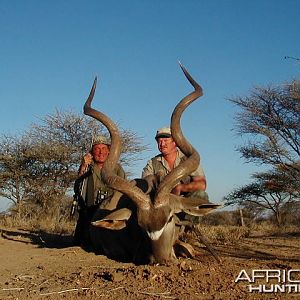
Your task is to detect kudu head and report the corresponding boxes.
[84,63,220,263]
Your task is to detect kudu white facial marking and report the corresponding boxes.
[84,63,220,263]
[148,227,165,241]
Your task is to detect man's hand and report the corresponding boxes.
[171,184,183,195]
[82,152,93,166]
[171,176,207,195]
[78,153,93,176]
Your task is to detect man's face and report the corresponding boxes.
[157,137,177,156]
[92,143,110,164]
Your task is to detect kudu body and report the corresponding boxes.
[84,64,220,264]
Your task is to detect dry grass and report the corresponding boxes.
[1,208,299,246]
[0,196,75,234]
[193,223,300,246]
[196,225,251,244]
[0,212,75,235]
[249,222,300,237]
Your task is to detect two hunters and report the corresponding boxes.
[70,64,219,263]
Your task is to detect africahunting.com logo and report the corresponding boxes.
[235,269,300,293]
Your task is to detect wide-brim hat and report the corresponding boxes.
[92,135,111,146]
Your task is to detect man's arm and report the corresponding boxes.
[78,153,93,177]
[171,160,207,195]
[116,164,127,179]
[171,175,207,195]
[141,159,154,178]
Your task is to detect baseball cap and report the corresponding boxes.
[155,127,172,139]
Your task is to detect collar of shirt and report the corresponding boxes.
[92,163,102,182]
[156,149,184,172]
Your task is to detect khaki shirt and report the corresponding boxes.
[142,150,205,180]
[82,163,126,207]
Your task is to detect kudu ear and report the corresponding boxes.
[91,208,132,230]
[170,194,222,216]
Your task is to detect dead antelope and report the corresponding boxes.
[84,63,220,264]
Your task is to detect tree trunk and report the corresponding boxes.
[275,210,282,227]
[239,209,245,227]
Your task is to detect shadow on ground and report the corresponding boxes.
[0,228,74,249]
[2,227,300,265]
[213,234,300,263]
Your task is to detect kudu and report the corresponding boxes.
[83,63,220,264]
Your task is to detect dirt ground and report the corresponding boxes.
[0,227,300,300]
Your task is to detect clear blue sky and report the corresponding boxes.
[0,0,299,211]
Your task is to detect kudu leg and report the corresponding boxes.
[194,226,221,263]
[176,220,221,263]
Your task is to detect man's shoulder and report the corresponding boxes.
[151,154,163,162]
[115,163,124,171]
[144,154,163,166]
[115,163,126,178]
